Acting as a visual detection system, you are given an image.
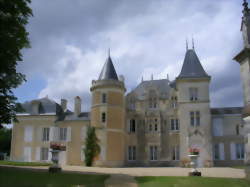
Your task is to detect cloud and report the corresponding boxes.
[16,0,245,111]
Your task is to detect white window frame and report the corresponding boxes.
[42,128,50,142]
[128,146,136,161]
[236,143,245,160]
[59,127,67,141]
[189,87,198,101]
[170,119,179,131]
[172,145,180,161]
[149,145,158,161]
[190,111,200,127]
[40,147,49,161]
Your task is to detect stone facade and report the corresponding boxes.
[10,1,248,168]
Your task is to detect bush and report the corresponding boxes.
[84,126,100,166]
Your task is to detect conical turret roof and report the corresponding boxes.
[177,49,209,79]
[98,55,118,80]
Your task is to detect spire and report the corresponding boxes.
[241,0,250,48]
[186,39,189,51]
[98,51,118,80]
[177,49,209,79]
[192,37,195,50]
[151,74,153,80]
[141,76,144,82]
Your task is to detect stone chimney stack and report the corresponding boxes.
[74,96,81,116]
[61,99,67,112]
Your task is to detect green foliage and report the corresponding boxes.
[0,127,12,155]
[0,0,33,127]
[0,160,52,166]
[136,176,250,187]
[0,167,109,186]
[84,126,100,166]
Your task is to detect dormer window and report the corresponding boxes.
[171,96,178,108]
[189,88,198,101]
[149,97,157,109]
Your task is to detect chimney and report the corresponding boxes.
[74,96,81,116]
[61,99,67,112]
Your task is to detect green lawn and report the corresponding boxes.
[0,166,109,187]
[0,160,52,166]
[136,176,250,187]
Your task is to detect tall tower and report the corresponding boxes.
[234,0,250,164]
[90,52,126,167]
[176,47,212,167]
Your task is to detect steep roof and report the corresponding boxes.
[128,79,171,100]
[98,56,118,80]
[177,49,209,79]
[20,97,63,115]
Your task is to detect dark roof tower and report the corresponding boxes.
[98,50,118,81]
[177,47,210,79]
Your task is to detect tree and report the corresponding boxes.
[84,126,100,166]
[0,0,33,128]
[0,127,12,155]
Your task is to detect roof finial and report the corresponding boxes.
[186,38,189,51]
[192,37,195,50]
[141,76,144,82]
[167,74,169,81]
[151,74,153,80]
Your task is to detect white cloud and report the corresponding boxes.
[17,0,245,111]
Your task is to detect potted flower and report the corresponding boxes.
[49,142,66,173]
[189,148,199,156]
[188,147,201,176]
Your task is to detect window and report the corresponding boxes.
[171,119,179,131]
[128,146,136,161]
[212,118,223,136]
[101,112,106,123]
[42,128,50,141]
[171,96,178,108]
[102,93,107,103]
[129,119,136,133]
[189,88,198,101]
[214,144,220,160]
[236,143,245,160]
[59,128,67,141]
[41,147,49,161]
[172,145,180,160]
[236,125,240,135]
[149,119,153,132]
[154,119,158,131]
[190,111,200,127]
[150,146,158,161]
[149,97,157,109]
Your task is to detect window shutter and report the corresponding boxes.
[100,145,106,161]
[35,147,40,161]
[219,143,225,160]
[37,127,42,141]
[67,127,71,142]
[48,148,52,161]
[230,142,236,160]
[127,120,130,132]
[49,127,54,141]
[81,145,85,162]
[24,126,33,142]
[82,126,87,141]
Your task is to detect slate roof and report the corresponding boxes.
[20,97,63,115]
[19,97,90,121]
[129,79,171,99]
[98,56,118,80]
[177,49,209,79]
[211,107,243,115]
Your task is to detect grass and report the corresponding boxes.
[0,166,109,187]
[0,160,52,166]
[136,176,250,187]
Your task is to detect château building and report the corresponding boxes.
[11,1,249,167]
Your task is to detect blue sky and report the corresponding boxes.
[14,0,246,111]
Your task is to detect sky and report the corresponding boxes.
[14,0,246,111]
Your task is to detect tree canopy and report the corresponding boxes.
[0,0,33,127]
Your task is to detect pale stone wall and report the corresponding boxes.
[10,115,56,162]
[240,58,250,105]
